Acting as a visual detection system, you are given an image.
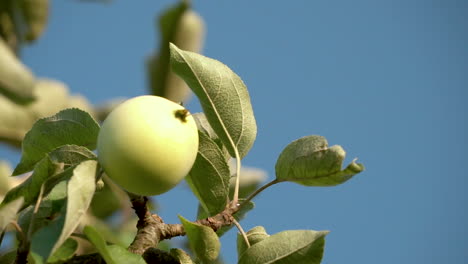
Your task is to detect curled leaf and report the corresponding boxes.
[179,215,221,263]
[238,229,329,264]
[275,135,364,186]
[237,226,269,257]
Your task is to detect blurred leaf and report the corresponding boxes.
[215,199,254,237]
[0,79,96,147]
[179,215,220,263]
[19,0,49,42]
[237,226,269,257]
[148,1,205,103]
[84,225,146,264]
[30,160,98,261]
[228,161,267,198]
[1,156,57,208]
[107,245,146,264]
[13,108,100,175]
[83,225,115,264]
[169,248,195,264]
[238,230,329,264]
[90,178,121,219]
[170,44,257,159]
[27,79,70,119]
[275,135,364,186]
[0,197,23,232]
[0,160,13,194]
[47,238,78,263]
[48,145,97,168]
[186,131,230,216]
[0,250,16,264]
[0,37,35,104]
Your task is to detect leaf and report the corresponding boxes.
[83,225,115,264]
[0,160,14,194]
[30,160,98,261]
[170,248,195,264]
[13,108,100,175]
[148,1,187,100]
[84,226,146,264]
[47,238,78,263]
[275,135,365,186]
[186,131,230,216]
[192,112,230,159]
[237,226,269,257]
[170,44,257,159]
[238,230,329,264]
[107,245,147,264]
[1,156,57,209]
[0,37,35,104]
[179,215,221,263]
[0,197,24,232]
[18,0,49,42]
[48,144,97,168]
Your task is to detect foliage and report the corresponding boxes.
[0,1,364,263]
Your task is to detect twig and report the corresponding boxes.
[238,179,279,210]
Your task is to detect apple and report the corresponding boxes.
[97,95,199,196]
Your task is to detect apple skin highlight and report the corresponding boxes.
[97,95,199,196]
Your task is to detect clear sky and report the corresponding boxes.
[1,0,467,263]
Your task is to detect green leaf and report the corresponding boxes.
[13,108,100,175]
[0,250,16,264]
[84,226,146,264]
[30,160,98,261]
[148,1,190,102]
[237,226,269,257]
[0,197,24,232]
[1,156,57,209]
[107,245,147,264]
[186,131,230,216]
[18,0,49,42]
[148,3,205,103]
[47,238,78,263]
[0,160,14,195]
[238,230,329,264]
[48,144,97,168]
[0,38,35,104]
[192,112,230,159]
[170,44,257,159]
[83,225,115,264]
[169,248,195,264]
[275,135,365,186]
[179,215,221,263]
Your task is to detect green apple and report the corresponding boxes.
[97,95,199,196]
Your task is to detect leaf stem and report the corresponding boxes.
[232,154,242,206]
[238,179,280,211]
[27,183,45,240]
[233,218,250,248]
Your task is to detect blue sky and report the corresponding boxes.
[1,0,467,263]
